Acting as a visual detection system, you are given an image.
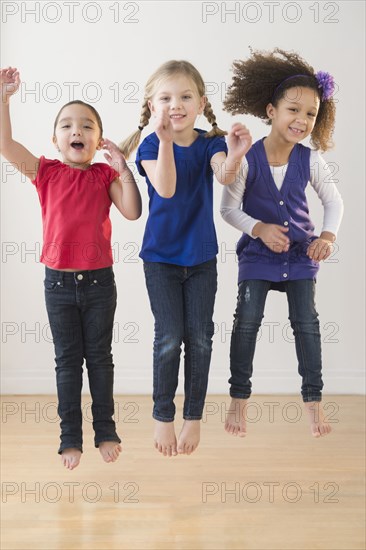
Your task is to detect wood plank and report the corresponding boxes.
[1,395,365,550]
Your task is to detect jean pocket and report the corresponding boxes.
[44,280,59,292]
[93,274,115,288]
[143,261,160,276]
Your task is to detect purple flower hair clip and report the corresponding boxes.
[315,71,335,101]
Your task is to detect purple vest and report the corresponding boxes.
[237,139,319,287]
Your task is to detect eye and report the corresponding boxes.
[84,125,93,129]
[61,124,70,128]
[182,95,192,100]
[308,113,316,118]
[159,96,169,102]
[289,108,298,112]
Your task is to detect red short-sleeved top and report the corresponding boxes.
[32,156,119,270]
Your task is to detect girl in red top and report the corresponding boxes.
[0,67,142,469]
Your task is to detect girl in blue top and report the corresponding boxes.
[120,60,252,456]
[221,48,343,438]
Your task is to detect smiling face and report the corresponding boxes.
[148,74,206,141]
[266,86,320,145]
[53,103,102,168]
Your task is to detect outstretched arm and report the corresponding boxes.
[211,123,252,185]
[103,138,142,220]
[0,67,39,180]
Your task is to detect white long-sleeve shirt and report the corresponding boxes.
[220,149,344,238]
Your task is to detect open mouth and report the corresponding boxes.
[170,114,186,120]
[71,141,84,149]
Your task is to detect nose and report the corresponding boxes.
[72,127,82,136]
[171,97,182,109]
[295,115,307,125]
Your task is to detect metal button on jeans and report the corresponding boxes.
[77,274,83,280]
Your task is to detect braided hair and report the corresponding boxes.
[119,60,226,159]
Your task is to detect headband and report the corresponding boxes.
[272,71,335,101]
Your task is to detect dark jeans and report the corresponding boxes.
[229,279,323,402]
[44,266,121,454]
[143,259,217,422]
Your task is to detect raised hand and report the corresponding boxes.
[226,123,252,160]
[0,67,20,100]
[102,138,128,174]
[154,108,174,143]
[252,222,290,253]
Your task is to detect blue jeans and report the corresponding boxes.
[229,279,323,402]
[44,266,121,454]
[143,259,217,422]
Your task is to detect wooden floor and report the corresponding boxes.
[1,395,365,550]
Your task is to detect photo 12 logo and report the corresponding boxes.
[201,2,340,24]
[202,481,340,503]
[1,480,139,503]
[1,2,140,24]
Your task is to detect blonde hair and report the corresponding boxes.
[119,60,226,159]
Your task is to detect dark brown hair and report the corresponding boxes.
[224,48,336,151]
[53,100,103,137]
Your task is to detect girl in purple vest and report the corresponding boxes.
[220,48,344,437]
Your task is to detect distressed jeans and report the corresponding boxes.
[143,259,217,422]
[229,279,323,402]
[44,266,121,454]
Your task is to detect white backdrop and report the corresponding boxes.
[1,1,364,395]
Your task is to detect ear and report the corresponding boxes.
[148,99,155,115]
[266,103,275,119]
[96,138,103,150]
[52,136,60,151]
[198,95,207,115]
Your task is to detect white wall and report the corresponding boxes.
[1,1,364,395]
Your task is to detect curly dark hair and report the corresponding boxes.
[223,48,336,151]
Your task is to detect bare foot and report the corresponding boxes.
[225,398,247,437]
[177,420,200,455]
[154,420,177,457]
[304,402,332,437]
[61,448,82,470]
[99,441,122,463]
